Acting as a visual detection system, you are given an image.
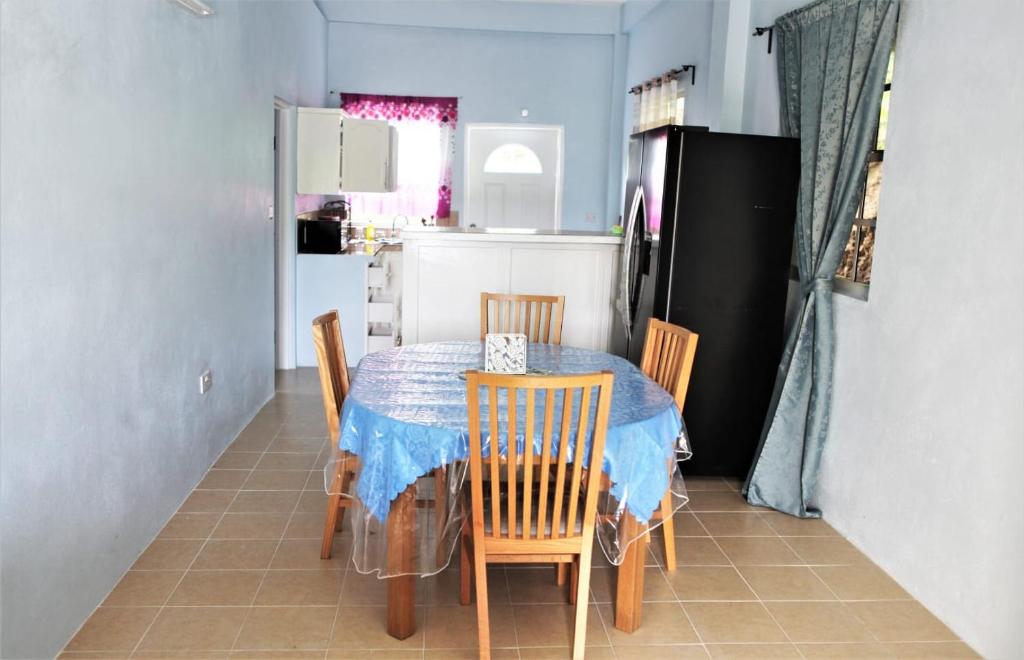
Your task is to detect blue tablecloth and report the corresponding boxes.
[338,340,684,524]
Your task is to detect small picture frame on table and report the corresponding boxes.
[484,333,527,374]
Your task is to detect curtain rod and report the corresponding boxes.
[628,64,696,95]
[753,26,774,53]
[328,90,464,99]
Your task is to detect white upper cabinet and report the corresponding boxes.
[296,107,396,194]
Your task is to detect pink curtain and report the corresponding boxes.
[339,93,458,220]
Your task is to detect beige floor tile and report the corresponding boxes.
[256,452,319,470]
[138,606,248,651]
[132,652,230,659]
[242,469,310,491]
[330,651,426,659]
[166,570,264,606]
[278,419,328,438]
[613,645,710,659]
[214,452,263,470]
[229,490,301,513]
[846,601,958,642]
[58,652,132,658]
[513,604,610,648]
[667,566,756,601]
[759,512,838,537]
[103,571,183,606]
[212,513,291,540]
[737,566,835,601]
[430,650,520,660]
[697,513,775,537]
[686,491,760,512]
[295,490,330,512]
[180,490,236,514]
[520,647,616,659]
[284,512,328,539]
[507,567,578,604]
[813,565,911,600]
[191,540,278,570]
[766,601,873,643]
[706,643,801,658]
[270,437,328,453]
[340,567,401,606]
[683,602,786,643]
[234,605,336,650]
[784,537,870,565]
[715,537,803,565]
[882,641,980,657]
[329,606,425,650]
[670,511,710,536]
[424,567,508,606]
[797,642,893,658]
[668,537,731,566]
[197,469,249,491]
[272,539,351,570]
[424,604,516,648]
[159,513,222,540]
[230,428,277,453]
[255,569,345,606]
[589,567,675,603]
[133,540,204,570]
[682,476,734,491]
[230,652,326,659]
[64,607,159,652]
[599,602,699,646]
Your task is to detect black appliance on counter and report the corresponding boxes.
[298,219,343,254]
[617,126,800,477]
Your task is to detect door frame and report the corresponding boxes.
[274,96,297,370]
[463,123,564,230]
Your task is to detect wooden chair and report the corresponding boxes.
[460,370,614,660]
[638,317,699,571]
[480,292,565,344]
[311,310,358,560]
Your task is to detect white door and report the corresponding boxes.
[465,124,563,229]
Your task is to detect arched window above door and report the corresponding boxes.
[483,143,543,174]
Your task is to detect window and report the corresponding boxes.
[483,143,543,174]
[836,50,895,291]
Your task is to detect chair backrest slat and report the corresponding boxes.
[311,310,351,441]
[480,293,565,345]
[465,371,614,545]
[641,318,699,413]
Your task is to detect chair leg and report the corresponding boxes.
[459,524,472,606]
[556,562,569,585]
[321,492,341,559]
[321,455,347,559]
[473,542,491,660]
[660,490,676,571]
[571,548,595,660]
[568,557,579,605]
[334,466,352,532]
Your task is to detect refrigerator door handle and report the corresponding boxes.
[617,185,646,339]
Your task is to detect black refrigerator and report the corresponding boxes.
[616,126,800,477]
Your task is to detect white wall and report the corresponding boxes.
[811,2,1024,658]
[0,1,326,657]
[326,20,616,229]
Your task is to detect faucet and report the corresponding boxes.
[391,214,409,237]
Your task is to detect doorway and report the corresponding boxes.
[274,97,296,370]
[464,124,563,230]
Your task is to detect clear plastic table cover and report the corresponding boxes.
[325,340,691,577]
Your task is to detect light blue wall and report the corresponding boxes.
[326,21,617,229]
[0,1,326,657]
[296,254,371,366]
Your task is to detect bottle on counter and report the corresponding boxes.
[364,221,375,241]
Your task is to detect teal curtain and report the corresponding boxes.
[743,0,898,517]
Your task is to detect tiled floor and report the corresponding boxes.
[61,369,977,659]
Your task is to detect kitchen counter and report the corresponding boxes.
[339,240,403,256]
[401,226,622,245]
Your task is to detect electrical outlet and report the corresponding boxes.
[199,369,213,394]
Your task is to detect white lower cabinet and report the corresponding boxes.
[401,230,622,351]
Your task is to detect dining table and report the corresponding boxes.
[330,340,690,638]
